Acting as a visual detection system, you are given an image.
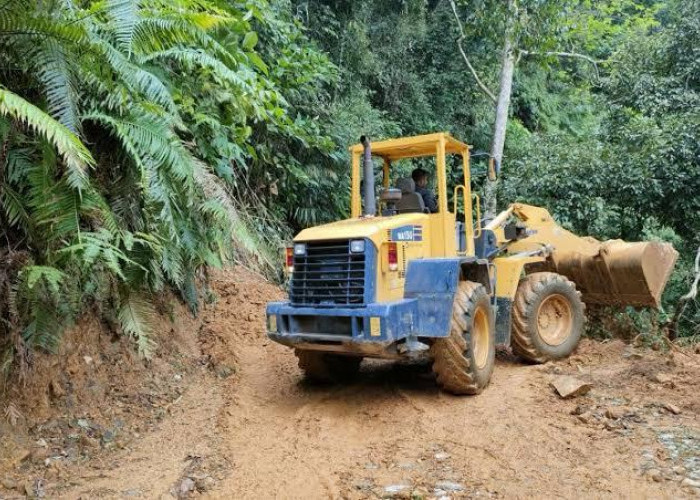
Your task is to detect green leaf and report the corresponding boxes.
[246,52,268,75]
[242,31,258,50]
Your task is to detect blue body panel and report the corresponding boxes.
[267,298,418,343]
[403,258,462,338]
[267,258,470,358]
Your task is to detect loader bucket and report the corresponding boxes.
[549,240,678,307]
[508,204,679,308]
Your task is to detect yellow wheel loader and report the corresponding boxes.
[266,133,678,394]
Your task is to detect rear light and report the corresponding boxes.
[387,242,398,271]
[285,246,294,272]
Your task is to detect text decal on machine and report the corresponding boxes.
[390,225,423,242]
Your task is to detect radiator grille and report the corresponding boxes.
[289,240,366,306]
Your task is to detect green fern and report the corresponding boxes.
[89,35,178,114]
[22,266,66,293]
[106,0,140,55]
[0,184,29,229]
[0,8,87,45]
[0,0,331,370]
[0,87,93,189]
[34,39,81,134]
[143,48,250,91]
[118,290,156,358]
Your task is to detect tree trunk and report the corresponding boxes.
[485,0,517,219]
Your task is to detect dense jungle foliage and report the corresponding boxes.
[0,0,698,373]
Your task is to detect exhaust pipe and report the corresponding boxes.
[360,135,376,217]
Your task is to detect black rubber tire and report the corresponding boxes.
[431,281,496,395]
[295,350,362,383]
[511,272,585,363]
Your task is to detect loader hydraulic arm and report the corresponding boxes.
[492,203,678,308]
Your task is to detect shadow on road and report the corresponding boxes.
[294,351,527,399]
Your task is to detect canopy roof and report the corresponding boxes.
[349,132,470,161]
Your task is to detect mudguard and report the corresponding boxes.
[404,258,462,338]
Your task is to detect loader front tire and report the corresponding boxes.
[431,281,495,395]
[295,350,362,383]
[511,272,585,363]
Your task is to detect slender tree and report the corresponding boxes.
[448,0,601,217]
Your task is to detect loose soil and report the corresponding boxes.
[0,267,698,499]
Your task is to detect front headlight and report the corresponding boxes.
[350,239,365,253]
[293,243,307,256]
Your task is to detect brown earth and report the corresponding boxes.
[0,267,699,499]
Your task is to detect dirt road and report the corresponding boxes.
[215,342,689,498]
[2,268,699,498]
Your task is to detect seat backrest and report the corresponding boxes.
[395,177,425,213]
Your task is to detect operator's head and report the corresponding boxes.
[411,168,429,188]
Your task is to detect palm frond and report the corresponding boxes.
[0,87,93,189]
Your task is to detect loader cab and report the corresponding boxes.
[349,133,477,257]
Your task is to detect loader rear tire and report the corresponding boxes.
[295,350,362,383]
[431,281,495,395]
[511,272,585,363]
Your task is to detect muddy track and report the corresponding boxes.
[212,341,698,498]
[3,268,699,499]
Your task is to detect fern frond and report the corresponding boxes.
[0,184,29,229]
[161,243,184,285]
[118,291,156,358]
[0,10,86,45]
[132,15,234,62]
[93,37,177,114]
[21,266,65,292]
[142,48,249,90]
[5,147,34,183]
[58,230,147,279]
[180,12,232,31]
[81,187,121,235]
[84,111,194,185]
[192,160,273,269]
[34,39,81,134]
[0,87,93,189]
[106,0,140,55]
[147,0,230,17]
[23,304,63,353]
[27,175,81,244]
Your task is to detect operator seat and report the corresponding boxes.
[395,178,426,214]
